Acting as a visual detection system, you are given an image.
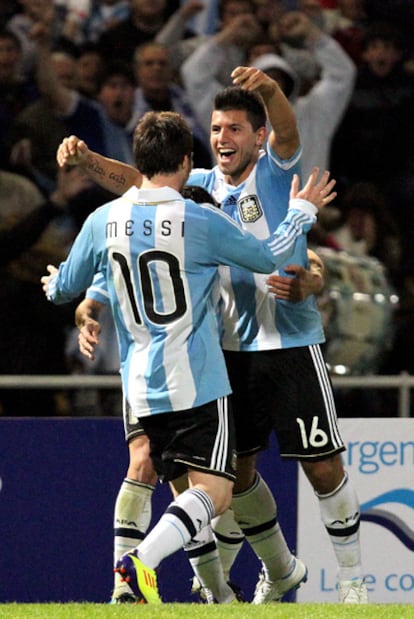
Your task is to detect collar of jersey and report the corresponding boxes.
[123,185,184,204]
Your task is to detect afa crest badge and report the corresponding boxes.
[238,195,263,223]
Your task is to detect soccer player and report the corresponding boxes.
[42,109,333,603]
[74,185,234,604]
[56,64,368,604]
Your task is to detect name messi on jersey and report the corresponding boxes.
[106,219,185,238]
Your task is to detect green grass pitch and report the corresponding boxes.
[0,603,412,619]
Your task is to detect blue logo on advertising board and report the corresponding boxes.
[361,488,414,551]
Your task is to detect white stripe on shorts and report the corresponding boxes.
[210,396,229,473]
[309,344,343,450]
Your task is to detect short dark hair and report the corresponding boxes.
[133,111,193,179]
[214,86,266,131]
[362,21,406,52]
[98,60,135,91]
[133,41,169,66]
[77,41,105,59]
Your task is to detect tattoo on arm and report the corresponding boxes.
[108,171,127,190]
[86,157,106,178]
[85,156,127,193]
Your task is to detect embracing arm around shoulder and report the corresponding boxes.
[75,297,105,362]
[266,247,325,301]
[57,136,140,195]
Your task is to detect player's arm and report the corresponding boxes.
[212,168,335,273]
[75,297,105,361]
[57,136,141,195]
[231,66,300,159]
[266,248,325,302]
[308,248,325,286]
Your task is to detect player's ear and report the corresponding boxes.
[256,126,267,147]
[181,154,193,180]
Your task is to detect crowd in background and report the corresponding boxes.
[1,0,414,417]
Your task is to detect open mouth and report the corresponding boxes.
[218,149,236,163]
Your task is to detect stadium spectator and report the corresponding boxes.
[5,0,73,78]
[364,0,414,49]
[72,0,131,45]
[73,42,106,99]
[154,0,207,67]
[182,8,356,179]
[131,41,212,167]
[34,20,140,164]
[330,21,414,237]
[252,0,284,27]
[96,0,170,67]
[255,17,321,95]
[156,0,332,91]
[301,0,369,66]
[277,7,355,177]
[156,0,261,79]
[324,181,401,286]
[185,0,221,36]
[0,27,38,167]
[9,50,77,193]
[0,165,90,416]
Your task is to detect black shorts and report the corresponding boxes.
[123,396,146,442]
[137,397,237,483]
[224,344,345,460]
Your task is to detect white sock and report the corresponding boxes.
[114,478,154,564]
[137,488,215,569]
[232,473,293,581]
[185,525,235,603]
[317,472,363,581]
[212,508,245,580]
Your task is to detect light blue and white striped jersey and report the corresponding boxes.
[189,142,325,351]
[47,186,316,417]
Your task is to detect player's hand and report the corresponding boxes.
[267,264,323,301]
[291,167,337,211]
[41,264,58,296]
[231,65,279,99]
[56,135,89,168]
[78,320,101,361]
